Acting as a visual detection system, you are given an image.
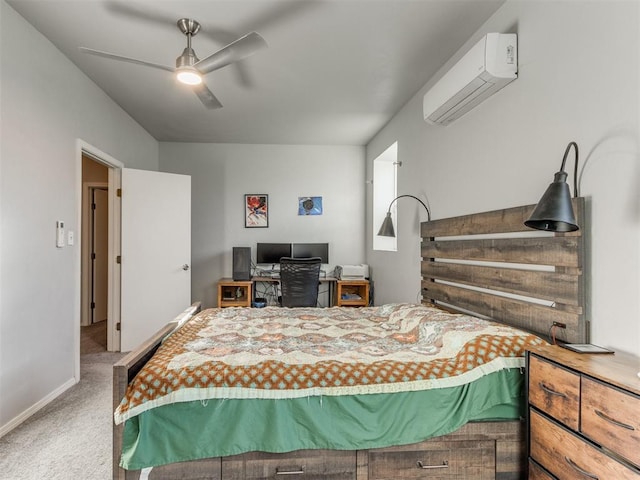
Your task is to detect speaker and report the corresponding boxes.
[232,247,251,281]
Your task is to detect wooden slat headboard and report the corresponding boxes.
[420,198,586,344]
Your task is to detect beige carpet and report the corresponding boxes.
[81,320,107,355]
[0,328,123,480]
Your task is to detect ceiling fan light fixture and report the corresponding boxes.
[80,17,265,109]
[176,67,202,86]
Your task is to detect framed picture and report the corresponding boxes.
[245,194,268,228]
[298,196,323,215]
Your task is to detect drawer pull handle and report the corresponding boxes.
[275,466,305,475]
[416,460,449,469]
[594,409,635,431]
[539,382,567,398]
[564,456,599,479]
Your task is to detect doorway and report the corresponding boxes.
[75,141,123,383]
[81,156,109,353]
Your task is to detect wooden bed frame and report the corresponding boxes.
[113,199,586,480]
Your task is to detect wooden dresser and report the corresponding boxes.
[527,345,640,479]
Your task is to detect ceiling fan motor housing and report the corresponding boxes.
[176,47,199,68]
[176,19,201,68]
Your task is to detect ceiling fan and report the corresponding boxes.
[79,18,267,109]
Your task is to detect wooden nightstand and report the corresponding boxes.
[217,278,252,308]
[336,279,369,307]
[526,345,640,479]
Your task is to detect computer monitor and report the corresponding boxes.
[291,243,329,263]
[256,243,292,265]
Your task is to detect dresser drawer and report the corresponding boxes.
[125,458,222,480]
[530,410,640,480]
[528,459,556,480]
[528,354,580,430]
[368,440,495,479]
[221,449,356,479]
[581,376,640,468]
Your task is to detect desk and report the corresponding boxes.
[218,277,370,308]
[252,276,338,307]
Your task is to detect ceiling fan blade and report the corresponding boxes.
[195,32,267,74]
[239,0,323,34]
[105,2,177,29]
[193,83,223,109]
[79,47,174,73]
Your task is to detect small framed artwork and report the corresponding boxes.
[245,194,268,228]
[298,196,323,215]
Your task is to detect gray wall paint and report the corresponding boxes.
[3,0,639,440]
[1,1,159,431]
[159,143,366,308]
[366,1,640,356]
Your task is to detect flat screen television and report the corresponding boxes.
[291,243,329,263]
[256,243,292,265]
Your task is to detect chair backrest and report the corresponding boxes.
[279,257,322,307]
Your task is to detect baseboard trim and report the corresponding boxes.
[0,376,77,438]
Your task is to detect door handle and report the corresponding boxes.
[182,264,190,271]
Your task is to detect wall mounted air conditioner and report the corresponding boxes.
[423,33,517,126]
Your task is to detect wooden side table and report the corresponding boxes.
[336,280,370,307]
[217,278,252,308]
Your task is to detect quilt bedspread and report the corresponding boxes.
[115,303,545,424]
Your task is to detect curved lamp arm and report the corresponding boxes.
[377,194,431,237]
[560,141,579,197]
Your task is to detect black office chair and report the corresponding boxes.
[279,257,322,307]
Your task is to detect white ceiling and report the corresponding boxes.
[8,0,504,145]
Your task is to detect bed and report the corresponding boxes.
[113,199,586,480]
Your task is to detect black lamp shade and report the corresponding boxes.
[377,212,396,237]
[524,171,579,232]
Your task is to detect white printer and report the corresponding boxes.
[335,264,369,280]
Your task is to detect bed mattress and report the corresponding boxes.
[116,303,545,469]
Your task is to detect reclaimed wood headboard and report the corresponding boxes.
[420,198,586,344]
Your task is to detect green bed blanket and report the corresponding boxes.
[121,367,523,470]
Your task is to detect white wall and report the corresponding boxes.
[366,0,640,356]
[0,1,159,433]
[160,143,365,308]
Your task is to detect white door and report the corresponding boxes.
[120,168,191,352]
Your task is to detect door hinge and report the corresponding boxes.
[90,302,95,309]
[116,255,121,264]
[92,202,96,210]
[116,322,121,331]
[116,188,122,197]
[91,252,96,260]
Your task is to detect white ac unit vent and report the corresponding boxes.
[423,33,517,126]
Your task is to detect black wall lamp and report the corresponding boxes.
[525,141,580,232]
[377,195,431,237]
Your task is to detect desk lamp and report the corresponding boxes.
[377,195,431,237]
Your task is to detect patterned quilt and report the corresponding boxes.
[114,303,545,424]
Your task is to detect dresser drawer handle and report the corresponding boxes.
[539,382,567,398]
[594,409,635,431]
[416,460,449,469]
[564,456,599,479]
[275,466,305,475]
